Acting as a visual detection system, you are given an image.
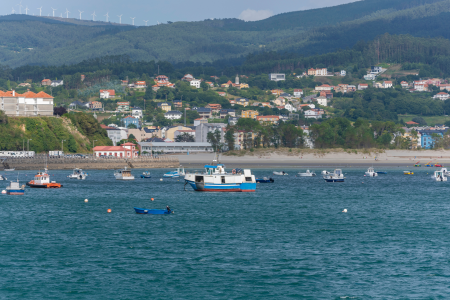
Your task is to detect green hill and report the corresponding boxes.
[1,0,450,67]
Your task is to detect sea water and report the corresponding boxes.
[0,168,449,299]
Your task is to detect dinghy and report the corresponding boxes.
[273,171,288,176]
[134,207,173,214]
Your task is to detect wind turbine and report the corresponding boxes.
[78,10,83,20]
[37,7,42,16]
[65,8,70,18]
[104,12,109,22]
[51,7,57,17]
[143,20,149,26]
[17,1,23,14]
[117,14,122,24]
[130,17,135,26]
[25,6,29,15]
[11,7,16,14]
[91,11,96,21]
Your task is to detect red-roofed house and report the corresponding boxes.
[0,90,53,116]
[100,89,116,99]
[383,81,393,88]
[206,103,222,113]
[315,84,333,92]
[293,89,303,97]
[93,142,138,158]
[433,92,450,100]
[41,79,52,86]
[406,121,419,125]
[135,81,147,88]
[401,81,409,88]
[256,115,280,124]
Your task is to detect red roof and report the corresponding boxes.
[406,121,419,125]
[93,146,128,151]
[122,142,136,146]
[100,89,115,96]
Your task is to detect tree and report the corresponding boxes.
[53,106,67,116]
[207,129,223,152]
[67,135,78,152]
[412,117,427,126]
[128,134,137,140]
[127,123,137,129]
[175,132,195,142]
[224,125,235,150]
[144,87,154,100]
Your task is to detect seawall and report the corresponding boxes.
[2,156,180,170]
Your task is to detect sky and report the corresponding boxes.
[3,0,358,26]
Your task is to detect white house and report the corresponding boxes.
[358,83,369,90]
[164,111,183,120]
[364,74,376,80]
[433,92,450,100]
[132,107,143,119]
[401,81,409,88]
[100,89,116,99]
[268,73,286,81]
[315,84,333,92]
[304,110,322,119]
[315,68,328,76]
[340,70,347,76]
[383,81,393,88]
[293,89,303,97]
[315,96,327,107]
[190,79,201,89]
[284,103,297,112]
[50,80,63,87]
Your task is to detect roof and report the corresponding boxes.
[139,142,212,147]
[100,89,116,96]
[165,111,182,115]
[122,142,136,146]
[94,146,128,151]
[436,92,449,95]
[256,115,280,119]
[117,102,130,105]
[122,116,137,119]
[406,121,419,125]
[197,107,212,112]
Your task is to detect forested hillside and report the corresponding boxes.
[1,0,450,67]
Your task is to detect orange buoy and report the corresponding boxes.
[107,209,112,213]
[151,198,154,201]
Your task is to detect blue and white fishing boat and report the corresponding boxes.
[6,179,25,195]
[163,166,185,178]
[141,171,151,178]
[184,164,256,192]
[323,169,344,182]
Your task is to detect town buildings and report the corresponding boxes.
[117,102,130,112]
[0,90,54,117]
[268,73,286,81]
[93,142,138,158]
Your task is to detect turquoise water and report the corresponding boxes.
[0,167,449,299]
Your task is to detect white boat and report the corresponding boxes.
[322,170,330,175]
[68,168,88,180]
[4,169,15,171]
[184,164,256,192]
[439,168,450,176]
[323,169,344,182]
[298,170,316,177]
[163,166,185,178]
[0,174,6,181]
[273,171,288,176]
[433,170,447,181]
[114,167,135,180]
[365,167,378,177]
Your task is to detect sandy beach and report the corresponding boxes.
[177,150,450,169]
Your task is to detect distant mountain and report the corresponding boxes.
[1,0,450,68]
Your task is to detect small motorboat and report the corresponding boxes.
[6,180,25,195]
[273,171,288,176]
[141,171,151,178]
[134,207,173,214]
[323,169,344,182]
[114,167,135,180]
[365,167,378,177]
[256,177,274,183]
[68,168,87,180]
[0,175,6,181]
[27,169,63,188]
[298,170,316,177]
[376,171,387,174]
[414,161,421,167]
[403,171,414,175]
[163,167,185,178]
[4,169,15,172]
[433,170,447,181]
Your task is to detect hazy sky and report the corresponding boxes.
[3,0,358,26]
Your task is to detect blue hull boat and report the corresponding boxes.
[256,178,274,183]
[140,175,152,178]
[134,207,173,214]
[376,171,387,174]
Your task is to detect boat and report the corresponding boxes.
[414,161,421,167]
[323,169,344,182]
[0,175,6,181]
[185,164,256,192]
[6,180,25,195]
[4,169,15,172]
[435,163,443,167]
[26,169,63,188]
[134,207,173,214]
[365,167,378,177]
[425,161,433,167]
[403,171,414,175]
[140,171,151,178]
[67,168,87,180]
[256,177,274,183]
[376,171,387,174]
[440,168,450,176]
[163,167,185,178]
[322,170,330,175]
[273,171,288,176]
[433,170,447,181]
[298,170,316,177]
[114,167,135,180]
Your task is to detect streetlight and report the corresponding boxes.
[93,140,97,157]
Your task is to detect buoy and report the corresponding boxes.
[84,199,88,203]
[107,209,112,213]
[1,190,6,194]
[151,198,154,201]
[160,178,163,181]
[342,209,348,213]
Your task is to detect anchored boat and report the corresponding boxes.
[433,170,447,181]
[273,171,288,176]
[403,171,414,175]
[256,177,274,183]
[365,167,378,177]
[298,170,316,177]
[68,168,88,180]
[141,171,151,178]
[163,167,185,178]
[134,207,173,214]
[185,164,256,192]
[6,179,25,195]
[114,167,135,180]
[323,169,344,182]
[0,174,6,181]
[27,169,62,188]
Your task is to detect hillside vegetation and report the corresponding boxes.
[0,111,112,153]
[1,0,450,67]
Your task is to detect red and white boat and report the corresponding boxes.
[26,169,63,188]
